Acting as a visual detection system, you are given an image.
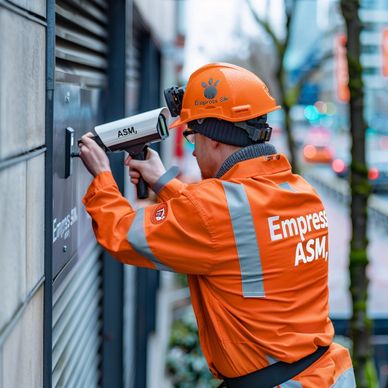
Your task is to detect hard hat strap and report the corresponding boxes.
[188,116,272,146]
[234,117,272,142]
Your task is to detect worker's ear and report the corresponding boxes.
[208,138,220,149]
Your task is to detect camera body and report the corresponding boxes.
[91,107,170,199]
[94,107,170,155]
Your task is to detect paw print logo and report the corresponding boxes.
[201,78,220,99]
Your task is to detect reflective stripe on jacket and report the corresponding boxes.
[83,153,355,386]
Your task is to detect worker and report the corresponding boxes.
[79,63,355,387]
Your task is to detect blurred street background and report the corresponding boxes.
[0,0,387,387]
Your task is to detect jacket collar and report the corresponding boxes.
[216,143,291,179]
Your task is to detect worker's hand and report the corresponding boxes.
[79,132,111,177]
[125,148,166,188]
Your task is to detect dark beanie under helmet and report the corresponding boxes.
[188,115,271,147]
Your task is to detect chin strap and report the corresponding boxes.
[233,115,272,142]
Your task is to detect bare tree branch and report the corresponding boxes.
[245,0,283,54]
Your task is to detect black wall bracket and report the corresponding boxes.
[65,127,75,178]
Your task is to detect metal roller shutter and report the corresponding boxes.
[55,0,108,87]
[52,246,103,388]
[52,1,108,387]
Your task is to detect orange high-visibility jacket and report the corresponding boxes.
[83,153,355,387]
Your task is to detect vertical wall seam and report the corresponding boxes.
[43,0,55,386]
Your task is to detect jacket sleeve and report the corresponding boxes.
[151,166,188,201]
[83,171,217,274]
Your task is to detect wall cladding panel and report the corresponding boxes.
[0,8,45,160]
[8,0,46,17]
[2,287,43,388]
[0,162,27,330]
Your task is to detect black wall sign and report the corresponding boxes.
[52,84,104,283]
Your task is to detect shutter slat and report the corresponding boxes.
[73,339,101,388]
[82,364,100,388]
[56,26,107,54]
[58,0,108,24]
[56,4,107,39]
[55,66,107,88]
[92,0,108,11]
[55,45,107,69]
[55,0,108,87]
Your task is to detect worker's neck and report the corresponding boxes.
[213,143,242,177]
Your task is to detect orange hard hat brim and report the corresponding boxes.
[168,105,281,129]
[169,116,185,129]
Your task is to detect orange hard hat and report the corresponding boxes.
[169,63,280,128]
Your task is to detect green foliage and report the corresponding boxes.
[365,359,379,388]
[352,300,367,312]
[348,55,363,79]
[351,161,368,176]
[351,358,378,388]
[285,85,300,107]
[166,307,221,388]
[175,273,189,288]
[349,249,369,265]
[353,182,372,196]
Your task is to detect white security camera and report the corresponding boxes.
[94,107,170,155]
[75,107,170,199]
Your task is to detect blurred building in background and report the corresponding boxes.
[360,0,388,135]
[285,1,388,385]
[292,0,388,139]
[0,1,185,387]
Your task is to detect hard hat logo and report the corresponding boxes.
[202,79,219,99]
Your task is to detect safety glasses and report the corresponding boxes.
[182,129,198,145]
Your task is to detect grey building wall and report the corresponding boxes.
[0,1,46,387]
